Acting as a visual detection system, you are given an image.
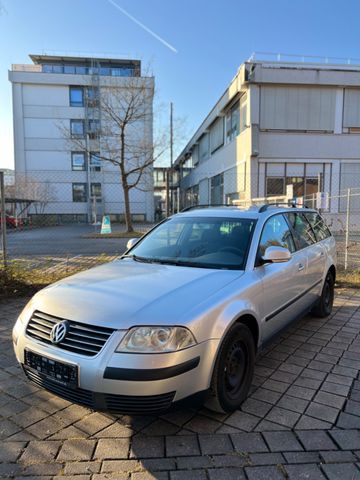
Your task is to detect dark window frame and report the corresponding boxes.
[69,86,84,107]
[72,183,87,203]
[71,152,86,171]
[70,119,85,138]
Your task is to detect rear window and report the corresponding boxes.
[305,212,332,242]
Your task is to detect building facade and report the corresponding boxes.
[175,59,360,228]
[9,54,154,223]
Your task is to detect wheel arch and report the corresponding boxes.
[328,264,336,282]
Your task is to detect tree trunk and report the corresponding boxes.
[123,185,133,233]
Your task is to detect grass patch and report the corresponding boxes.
[0,255,116,300]
[336,269,360,289]
[82,231,143,239]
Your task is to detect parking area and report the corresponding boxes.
[1,289,360,479]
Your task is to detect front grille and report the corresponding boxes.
[23,366,176,414]
[26,311,115,357]
[105,391,175,414]
[24,366,95,407]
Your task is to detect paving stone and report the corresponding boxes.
[93,475,128,480]
[336,412,360,429]
[285,463,326,479]
[305,402,339,423]
[245,465,285,480]
[94,438,130,459]
[254,420,290,432]
[130,436,164,458]
[265,406,300,427]
[0,441,25,462]
[262,379,289,393]
[208,468,246,480]
[166,436,200,457]
[10,406,49,428]
[20,440,61,463]
[132,472,169,480]
[294,376,322,389]
[321,381,351,396]
[176,455,212,469]
[64,461,101,474]
[297,430,337,451]
[74,413,115,436]
[263,431,303,452]
[57,439,96,461]
[295,415,332,430]
[184,415,221,433]
[26,415,66,439]
[141,458,176,471]
[198,434,232,455]
[140,419,180,436]
[329,430,360,450]
[170,470,206,480]
[314,390,346,409]
[250,388,282,405]
[211,454,248,467]
[286,385,315,400]
[332,365,358,378]
[0,419,21,439]
[321,463,360,480]
[241,398,272,417]
[345,400,360,416]
[320,451,358,463]
[248,452,284,465]
[283,451,321,463]
[326,373,353,386]
[276,395,309,414]
[101,459,141,472]
[231,432,268,453]
[22,463,64,476]
[224,411,260,431]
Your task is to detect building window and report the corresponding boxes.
[71,152,86,171]
[210,117,224,153]
[69,86,84,107]
[91,183,102,202]
[72,183,87,202]
[226,102,240,143]
[90,153,101,171]
[211,174,224,204]
[239,94,247,133]
[70,119,85,137]
[266,177,285,196]
[199,133,210,162]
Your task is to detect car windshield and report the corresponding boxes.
[125,216,257,269]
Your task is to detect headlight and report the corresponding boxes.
[116,326,196,353]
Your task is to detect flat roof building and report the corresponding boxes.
[175,56,360,229]
[9,54,154,224]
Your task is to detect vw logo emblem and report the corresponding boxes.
[50,321,69,344]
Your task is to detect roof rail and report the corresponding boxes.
[181,204,236,213]
[258,202,309,213]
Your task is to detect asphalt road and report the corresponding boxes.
[5,225,139,257]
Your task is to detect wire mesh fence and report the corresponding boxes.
[1,170,360,290]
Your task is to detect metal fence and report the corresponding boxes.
[1,170,360,285]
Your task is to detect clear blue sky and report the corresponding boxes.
[1,0,360,169]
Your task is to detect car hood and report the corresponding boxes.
[32,259,244,329]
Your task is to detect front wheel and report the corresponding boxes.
[206,323,255,413]
[312,271,334,318]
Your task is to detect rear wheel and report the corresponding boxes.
[206,323,255,413]
[312,271,334,318]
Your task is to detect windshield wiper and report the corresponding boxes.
[121,254,156,263]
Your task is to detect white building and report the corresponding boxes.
[9,54,154,223]
[175,57,360,227]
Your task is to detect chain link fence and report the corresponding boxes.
[1,170,359,290]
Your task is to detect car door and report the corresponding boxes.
[257,214,308,344]
[286,212,325,306]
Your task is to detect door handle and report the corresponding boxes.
[298,263,305,271]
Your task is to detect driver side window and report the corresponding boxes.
[259,214,295,257]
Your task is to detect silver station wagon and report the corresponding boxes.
[13,205,336,414]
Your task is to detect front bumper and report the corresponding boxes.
[14,321,219,413]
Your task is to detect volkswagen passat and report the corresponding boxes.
[13,205,336,413]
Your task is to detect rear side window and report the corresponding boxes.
[259,214,296,256]
[305,212,331,241]
[287,212,316,249]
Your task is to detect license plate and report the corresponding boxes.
[24,350,78,388]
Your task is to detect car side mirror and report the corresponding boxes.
[262,246,291,264]
[126,238,138,250]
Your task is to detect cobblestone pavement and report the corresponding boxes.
[1,289,360,479]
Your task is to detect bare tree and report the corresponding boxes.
[6,175,56,215]
[60,75,170,232]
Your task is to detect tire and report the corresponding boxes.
[312,271,334,318]
[206,323,255,413]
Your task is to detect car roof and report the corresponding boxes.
[175,205,317,220]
